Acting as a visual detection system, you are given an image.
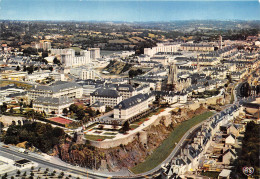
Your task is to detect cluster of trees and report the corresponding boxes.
[23,65,37,74]
[53,57,61,65]
[128,69,144,78]
[3,122,65,153]
[240,82,251,97]
[232,122,259,178]
[67,104,98,121]
[0,103,8,114]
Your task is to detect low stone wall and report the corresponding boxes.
[89,129,144,148]
[89,96,219,149]
[90,111,172,148]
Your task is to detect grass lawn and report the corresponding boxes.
[131,108,164,126]
[130,111,214,174]
[130,124,139,130]
[84,134,115,141]
[201,171,220,178]
[85,123,97,130]
[103,132,117,135]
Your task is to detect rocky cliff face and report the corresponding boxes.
[53,106,207,171]
[102,122,172,171]
[52,138,106,169]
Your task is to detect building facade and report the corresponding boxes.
[90,88,122,107]
[28,81,83,101]
[114,93,149,120]
[33,96,73,114]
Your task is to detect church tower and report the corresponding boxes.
[219,35,223,49]
[167,63,178,91]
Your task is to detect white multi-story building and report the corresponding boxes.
[51,49,92,67]
[25,72,50,83]
[144,43,181,57]
[70,67,96,80]
[90,88,122,108]
[61,50,91,67]
[33,96,73,114]
[115,84,137,100]
[88,48,100,59]
[28,81,83,101]
[113,93,149,120]
[33,41,51,51]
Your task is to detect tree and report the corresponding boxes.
[9,107,14,114]
[98,124,104,130]
[53,57,61,65]
[60,172,64,177]
[42,51,48,58]
[27,65,34,74]
[26,110,36,121]
[240,82,251,97]
[20,102,23,114]
[17,170,21,176]
[122,121,130,133]
[16,66,20,71]
[76,109,85,120]
[0,122,4,131]
[62,108,69,116]
[0,103,8,114]
[105,106,112,113]
[69,104,78,113]
[11,121,16,126]
[112,120,118,130]
[85,107,95,117]
[29,100,33,108]
[96,110,101,115]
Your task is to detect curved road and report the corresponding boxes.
[0,144,111,179]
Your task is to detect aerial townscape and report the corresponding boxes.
[0,1,259,179]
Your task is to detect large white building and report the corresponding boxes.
[51,49,92,67]
[32,41,51,51]
[90,88,122,108]
[28,81,83,101]
[88,48,101,59]
[113,93,149,120]
[33,96,73,114]
[144,43,180,57]
[115,84,137,100]
[70,67,96,80]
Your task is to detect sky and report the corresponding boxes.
[1,0,260,21]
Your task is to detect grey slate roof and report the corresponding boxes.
[91,88,120,98]
[31,81,82,93]
[91,101,105,107]
[34,96,73,105]
[114,93,149,110]
[116,84,135,92]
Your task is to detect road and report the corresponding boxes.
[120,115,213,178]
[119,80,259,178]
[1,77,258,178]
[0,144,112,179]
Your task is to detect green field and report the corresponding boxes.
[201,171,220,178]
[84,134,115,141]
[130,111,214,174]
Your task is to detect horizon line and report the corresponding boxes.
[1,19,260,22]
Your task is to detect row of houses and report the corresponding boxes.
[162,103,240,178]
